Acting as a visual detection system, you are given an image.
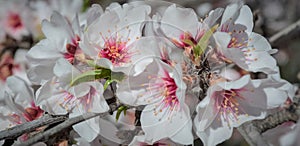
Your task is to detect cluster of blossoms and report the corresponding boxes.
[0,0,299,146]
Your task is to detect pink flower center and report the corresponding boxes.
[63,35,81,64]
[59,87,97,112]
[6,12,23,30]
[0,52,19,81]
[9,102,43,125]
[172,32,197,49]
[220,20,248,49]
[141,70,180,120]
[98,38,132,66]
[160,72,179,109]
[23,103,44,122]
[213,89,247,124]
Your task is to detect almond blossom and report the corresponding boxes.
[0,1,297,146]
[159,4,202,50]
[0,76,43,142]
[26,12,83,84]
[36,59,109,142]
[213,4,277,73]
[80,3,151,74]
[194,75,268,146]
[117,58,193,144]
[0,0,34,40]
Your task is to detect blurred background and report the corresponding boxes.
[0,0,299,145]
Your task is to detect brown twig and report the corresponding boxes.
[0,114,67,141]
[269,19,300,45]
[17,103,134,146]
[17,112,109,146]
[253,105,299,133]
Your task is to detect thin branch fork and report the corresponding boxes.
[17,112,110,146]
[0,114,67,141]
[16,103,129,146]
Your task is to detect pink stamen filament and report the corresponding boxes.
[79,87,97,112]
[142,70,180,121]
[98,38,133,66]
[214,89,247,125]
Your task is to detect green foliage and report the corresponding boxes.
[70,69,111,86]
[194,24,219,59]
[81,0,90,12]
[115,105,128,122]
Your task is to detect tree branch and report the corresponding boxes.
[237,122,269,146]
[16,103,131,146]
[269,19,300,45]
[253,104,299,133]
[0,114,67,141]
[17,112,109,146]
[238,95,300,145]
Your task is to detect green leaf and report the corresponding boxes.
[103,72,125,90]
[103,79,114,90]
[111,71,126,82]
[81,0,90,12]
[85,60,106,69]
[70,69,111,86]
[182,39,195,47]
[116,106,128,122]
[194,24,219,58]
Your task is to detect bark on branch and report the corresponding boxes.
[0,114,67,141]
[17,112,109,146]
[238,95,300,146]
[17,103,131,146]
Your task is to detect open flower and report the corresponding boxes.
[0,0,34,40]
[159,4,202,49]
[261,67,297,109]
[29,0,87,38]
[213,4,277,73]
[0,76,43,141]
[1,76,43,125]
[80,3,151,74]
[117,59,193,145]
[36,59,109,142]
[194,75,267,146]
[26,12,83,84]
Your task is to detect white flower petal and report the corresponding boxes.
[161,4,199,39]
[71,108,100,142]
[141,104,193,145]
[235,5,253,34]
